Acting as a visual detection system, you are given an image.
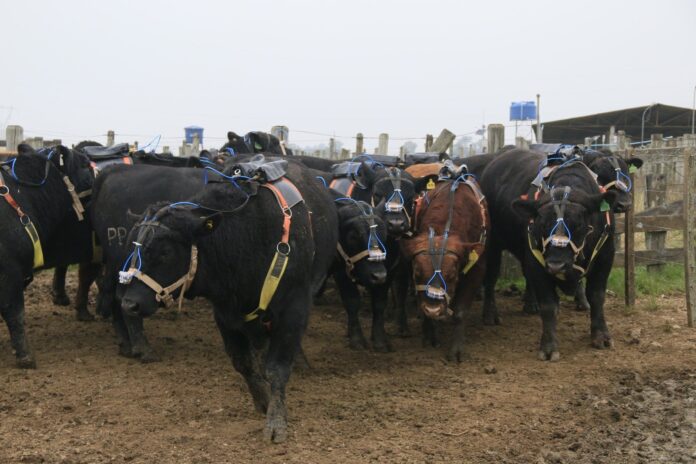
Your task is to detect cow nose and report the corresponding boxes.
[546,261,566,274]
[387,218,404,231]
[121,298,139,315]
[370,269,387,285]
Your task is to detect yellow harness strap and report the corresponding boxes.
[0,174,44,269]
[461,249,479,275]
[244,181,300,323]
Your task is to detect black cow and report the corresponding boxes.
[480,149,622,360]
[0,144,93,368]
[89,164,209,360]
[119,161,337,443]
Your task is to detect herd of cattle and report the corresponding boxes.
[0,131,643,442]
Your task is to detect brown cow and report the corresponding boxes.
[400,174,489,362]
[405,162,442,179]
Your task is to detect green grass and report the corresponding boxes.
[496,263,685,298]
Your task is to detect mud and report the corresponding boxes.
[1,271,695,463]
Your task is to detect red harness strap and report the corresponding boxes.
[329,178,356,197]
[261,181,294,243]
[0,174,28,220]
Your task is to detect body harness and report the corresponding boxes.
[119,172,305,327]
[0,151,88,269]
[526,186,612,279]
[334,198,387,279]
[410,175,488,304]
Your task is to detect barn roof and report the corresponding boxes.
[532,103,695,144]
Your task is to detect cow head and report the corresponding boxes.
[512,186,618,279]
[220,131,253,156]
[334,198,389,286]
[584,150,643,213]
[120,202,222,318]
[366,166,417,237]
[401,231,480,320]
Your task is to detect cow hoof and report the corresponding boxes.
[16,355,37,369]
[592,332,613,349]
[482,313,501,326]
[76,309,95,322]
[523,303,539,315]
[52,294,70,306]
[538,350,560,362]
[372,338,393,353]
[447,343,466,363]
[574,302,590,312]
[348,335,368,350]
[137,349,161,363]
[264,419,288,444]
[118,343,136,358]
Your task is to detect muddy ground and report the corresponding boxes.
[1,271,695,463]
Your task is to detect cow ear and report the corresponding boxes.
[511,198,539,220]
[414,174,438,193]
[52,145,73,169]
[227,131,238,142]
[195,212,222,237]
[628,157,643,171]
[17,143,35,156]
[357,161,375,186]
[583,190,619,212]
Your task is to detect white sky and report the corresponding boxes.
[2,0,695,153]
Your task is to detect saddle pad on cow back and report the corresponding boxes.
[405,152,444,165]
[229,154,288,182]
[331,161,362,178]
[82,143,130,159]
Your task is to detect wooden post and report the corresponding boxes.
[430,129,455,153]
[645,170,667,272]
[107,130,115,147]
[162,145,170,153]
[584,137,593,148]
[329,138,336,160]
[271,126,289,143]
[355,133,364,155]
[650,133,663,148]
[617,130,626,151]
[191,133,200,155]
[425,134,433,151]
[487,124,505,154]
[625,155,636,307]
[377,133,389,155]
[6,125,23,152]
[340,148,350,160]
[516,136,529,150]
[684,147,696,327]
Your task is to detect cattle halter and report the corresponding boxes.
[600,156,632,193]
[334,198,387,277]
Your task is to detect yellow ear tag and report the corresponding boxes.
[426,179,436,190]
[205,219,214,230]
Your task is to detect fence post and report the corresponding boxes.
[271,125,289,143]
[430,129,455,154]
[487,124,505,154]
[6,125,23,152]
[425,134,433,151]
[685,147,696,327]
[650,133,663,148]
[355,133,364,155]
[617,130,626,151]
[624,148,636,307]
[377,133,389,155]
[329,138,336,160]
[645,169,667,272]
[516,136,529,150]
[107,130,115,147]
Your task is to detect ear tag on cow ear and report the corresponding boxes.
[426,179,436,190]
[600,199,611,212]
[629,165,638,174]
[205,219,214,230]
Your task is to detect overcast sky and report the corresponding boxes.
[2,0,694,153]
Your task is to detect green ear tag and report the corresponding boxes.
[629,165,638,174]
[600,199,610,212]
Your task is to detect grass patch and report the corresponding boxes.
[496,263,685,298]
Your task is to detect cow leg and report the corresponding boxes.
[111,300,134,358]
[534,277,560,361]
[573,280,591,311]
[369,284,393,352]
[393,261,411,337]
[263,291,309,444]
[0,289,35,369]
[51,265,70,306]
[123,312,160,363]
[333,270,368,350]
[448,267,485,363]
[522,277,540,315]
[482,243,502,325]
[213,312,270,414]
[586,266,613,349]
[74,262,100,321]
[97,267,117,320]
[421,317,439,348]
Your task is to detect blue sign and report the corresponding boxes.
[510,101,537,121]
